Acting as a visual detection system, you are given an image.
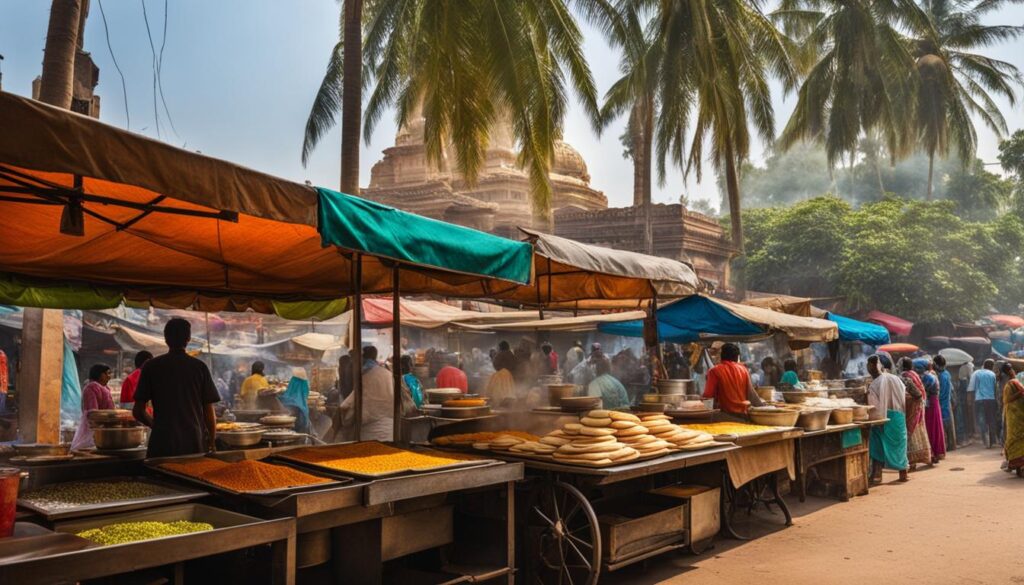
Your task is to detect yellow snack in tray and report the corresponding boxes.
[679,422,779,436]
[283,442,470,475]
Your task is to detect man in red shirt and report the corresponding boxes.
[703,343,764,415]
[120,351,153,409]
[435,360,469,393]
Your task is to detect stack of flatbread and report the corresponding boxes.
[547,410,640,467]
[637,413,718,451]
[508,440,557,457]
[473,434,527,451]
[603,410,673,459]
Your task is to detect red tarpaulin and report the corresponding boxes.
[866,310,914,336]
[989,314,1024,329]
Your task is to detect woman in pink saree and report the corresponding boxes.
[899,357,932,469]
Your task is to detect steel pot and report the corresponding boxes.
[748,407,800,427]
[218,429,266,448]
[93,426,146,450]
[796,408,832,431]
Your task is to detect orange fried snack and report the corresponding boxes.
[160,458,331,492]
[281,442,467,475]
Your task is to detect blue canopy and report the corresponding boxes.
[599,295,763,342]
[826,312,890,345]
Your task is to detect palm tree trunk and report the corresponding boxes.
[724,141,745,297]
[340,0,363,195]
[630,106,644,207]
[926,151,935,201]
[643,94,654,255]
[39,0,82,109]
[875,159,886,197]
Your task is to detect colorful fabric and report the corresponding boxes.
[484,369,517,405]
[240,374,268,402]
[841,428,863,449]
[925,394,946,459]
[703,360,753,415]
[435,366,468,392]
[1003,379,1024,470]
[868,371,906,414]
[403,373,424,408]
[587,374,631,410]
[278,375,311,434]
[902,371,931,465]
[119,368,143,405]
[780,370,803,388]
[870,410,909,470]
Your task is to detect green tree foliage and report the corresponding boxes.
[744,196,1024,322]
[943,159,1013,221]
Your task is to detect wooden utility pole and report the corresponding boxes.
[19,0,86,444]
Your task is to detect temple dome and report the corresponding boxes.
[553,140,590,182]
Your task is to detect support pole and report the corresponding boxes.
[392,265,402,444]
[352,254,363,441]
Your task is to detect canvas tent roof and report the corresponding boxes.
[826,312,891,345]
[866,310,914,336]
[743,294,828,318]
[0,91,534,317]
[449,311,648,332]
[359,298,538,329]
[599,295,838,343]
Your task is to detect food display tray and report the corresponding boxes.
[145,455,351,498]
[17,476,209,521]
[273,443,498,480]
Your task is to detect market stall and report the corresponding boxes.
[0,90,533,583]
[793,419,888,503]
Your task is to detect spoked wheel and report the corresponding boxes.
[530,480,601,585]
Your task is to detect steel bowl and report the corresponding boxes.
[830,408,855,425]
[748,407,800,427]
[92,426,146,450]
[796,408,833,431]
[656,379,693,395]
[851,404,874,421]
[262,430,304,445]
[218,428,266,448]
[635,402,669,413]
[546,384,577,406]
[427,388,464,405]
[259,414,297,428]
[559,396,602,412]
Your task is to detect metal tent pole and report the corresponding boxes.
[392,265,403,444]
[352,253,363,441]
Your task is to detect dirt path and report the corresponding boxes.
[604,445,1023,585]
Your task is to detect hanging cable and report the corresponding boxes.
[97,0,130,129]
[156,0,179,138]
[140,0,161,138]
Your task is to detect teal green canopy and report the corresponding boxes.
[317,187,533,285]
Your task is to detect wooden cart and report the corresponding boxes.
[794,420,886,502]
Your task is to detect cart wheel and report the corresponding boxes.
[531,481,601,585]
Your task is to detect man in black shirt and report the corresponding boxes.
[133,318,220,458]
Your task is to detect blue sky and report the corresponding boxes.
[2,0,1022,211]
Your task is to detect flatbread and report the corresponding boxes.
[556,441,623,455]
[563,423,582,434]
[587,409,611,419]
[610,420,638,429]
[472,442,490,450]
[580,416,613,428]
[608,411,641,423]
[554,447,623,460]
[619,435,657,445]
[540,436,571,446]
[579,426,617,437]
[570,435,616,444]
[615,426,648,437]
[552,457,615,467]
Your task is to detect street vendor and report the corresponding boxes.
[779,359,804,389]
[70,363,116,451]
[702,343,764,415]
[867,353,910,483]
[338,346,395,441]
[133,318,221,458]
[240,361,269,407]
[119,351,153,409]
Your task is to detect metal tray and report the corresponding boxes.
[53,503,264,544]
[274,443,497,480]
[0,525,93,565]
[18,476,209,521]
[146,454,351,497]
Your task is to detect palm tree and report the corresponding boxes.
[302,0,363,195]
[776,0,933,174]
[601,3,658,252]
[359,0,612,228]
[914,0,1023,199]
[646,0,798,294]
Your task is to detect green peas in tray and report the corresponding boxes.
[76,520,213,546]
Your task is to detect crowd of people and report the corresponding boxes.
[866,352,1024,481]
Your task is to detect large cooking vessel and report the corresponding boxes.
[748,407,800,427]
[218,429,266,448]
[93,426,146,450]
[546,384,577,406]
[796,408,832,431]
[656,379,694,395]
